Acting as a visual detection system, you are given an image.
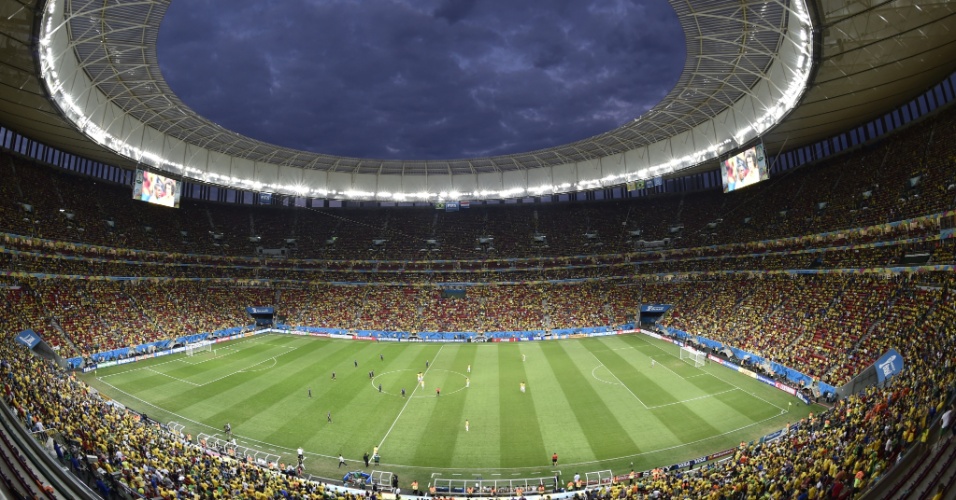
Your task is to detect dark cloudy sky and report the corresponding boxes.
[158,0,685,160]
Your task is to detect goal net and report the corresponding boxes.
[679,346,706,368]
[186,343,213,356]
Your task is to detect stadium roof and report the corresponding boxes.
[1,0,955,199]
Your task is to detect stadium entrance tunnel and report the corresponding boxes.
[638,304,673,324]
[246,306,275,327]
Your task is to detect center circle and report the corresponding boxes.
[371,368,469,397]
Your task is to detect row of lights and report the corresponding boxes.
[38,0,812,203]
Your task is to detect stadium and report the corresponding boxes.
[1,0,956,498]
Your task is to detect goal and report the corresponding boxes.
[679,346,706,368]
[186,343,213,356]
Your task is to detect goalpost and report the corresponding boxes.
[186,343,213,356]
[679,346,706,368]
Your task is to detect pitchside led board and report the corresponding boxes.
[720,143,770,193]
[131,168,182,208]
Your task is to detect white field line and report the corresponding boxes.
[643,340,788,413]
[196,347,300,387]
[372,411,787,472]
[145,367,199,386]
[377,345,445,451]
[100,341,296,388]
[95,377,342,462]
[646,388,739,409]
[590,365,619,386]
[97,336,287,377]
[95,335,790,470]
[586,349,648,409]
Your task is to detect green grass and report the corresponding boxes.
[83,333,820,484]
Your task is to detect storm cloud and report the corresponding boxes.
[158,0,685,160]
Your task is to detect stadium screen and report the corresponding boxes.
[131,169,182,208]
[720,143,769,193]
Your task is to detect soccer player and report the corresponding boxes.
[354,360,358,368]
[552,452,558,465]
[380,354,384,361]
[401,388,406,397]
[378,384,382,392]
[465,420,469,432]
[520,382,526,393]
[467,364,471,373]
[939,404,953,441]
[308,387,312,398]
[651,359,656,368]
[466,377,470,388]
[338,454,346,468]
[426,360,429,368]
[522,353,526,362]
[331,372,336,380]
[436,387,441,396]
[327,412,332,423]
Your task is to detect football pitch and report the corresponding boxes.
[84,333,817,482]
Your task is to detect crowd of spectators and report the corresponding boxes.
[2,107,955,261]
[0,74,955,499]
[1,340,342,498]
[655,274,937,387]
[4,268,949,390]
[0,278,271,354]
[2,232,952,285]
[2,273,954,498]
[0,276,77,358]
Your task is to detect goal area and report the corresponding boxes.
[679,346,706,368]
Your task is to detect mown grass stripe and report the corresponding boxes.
[545,341,638,460]
[525,343,598,466]
[454,345,502,468]
[83,333,820,480]
[497,344,547,468]
[350,343,445,466]
[647,400,727,448]
[164,337,300,383]
[581,338,695,409]
[146,338,344,414]
[404,346,469,466]
[205,342,352,438]
[617,336,731,392]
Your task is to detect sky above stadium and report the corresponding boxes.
[158,0,685,161]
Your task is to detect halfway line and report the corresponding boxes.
[377,345,445,452]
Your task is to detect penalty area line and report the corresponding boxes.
[643,338,788,414]
[586,349,648,409]
[646,388,739,409]
[145,367,200,386]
